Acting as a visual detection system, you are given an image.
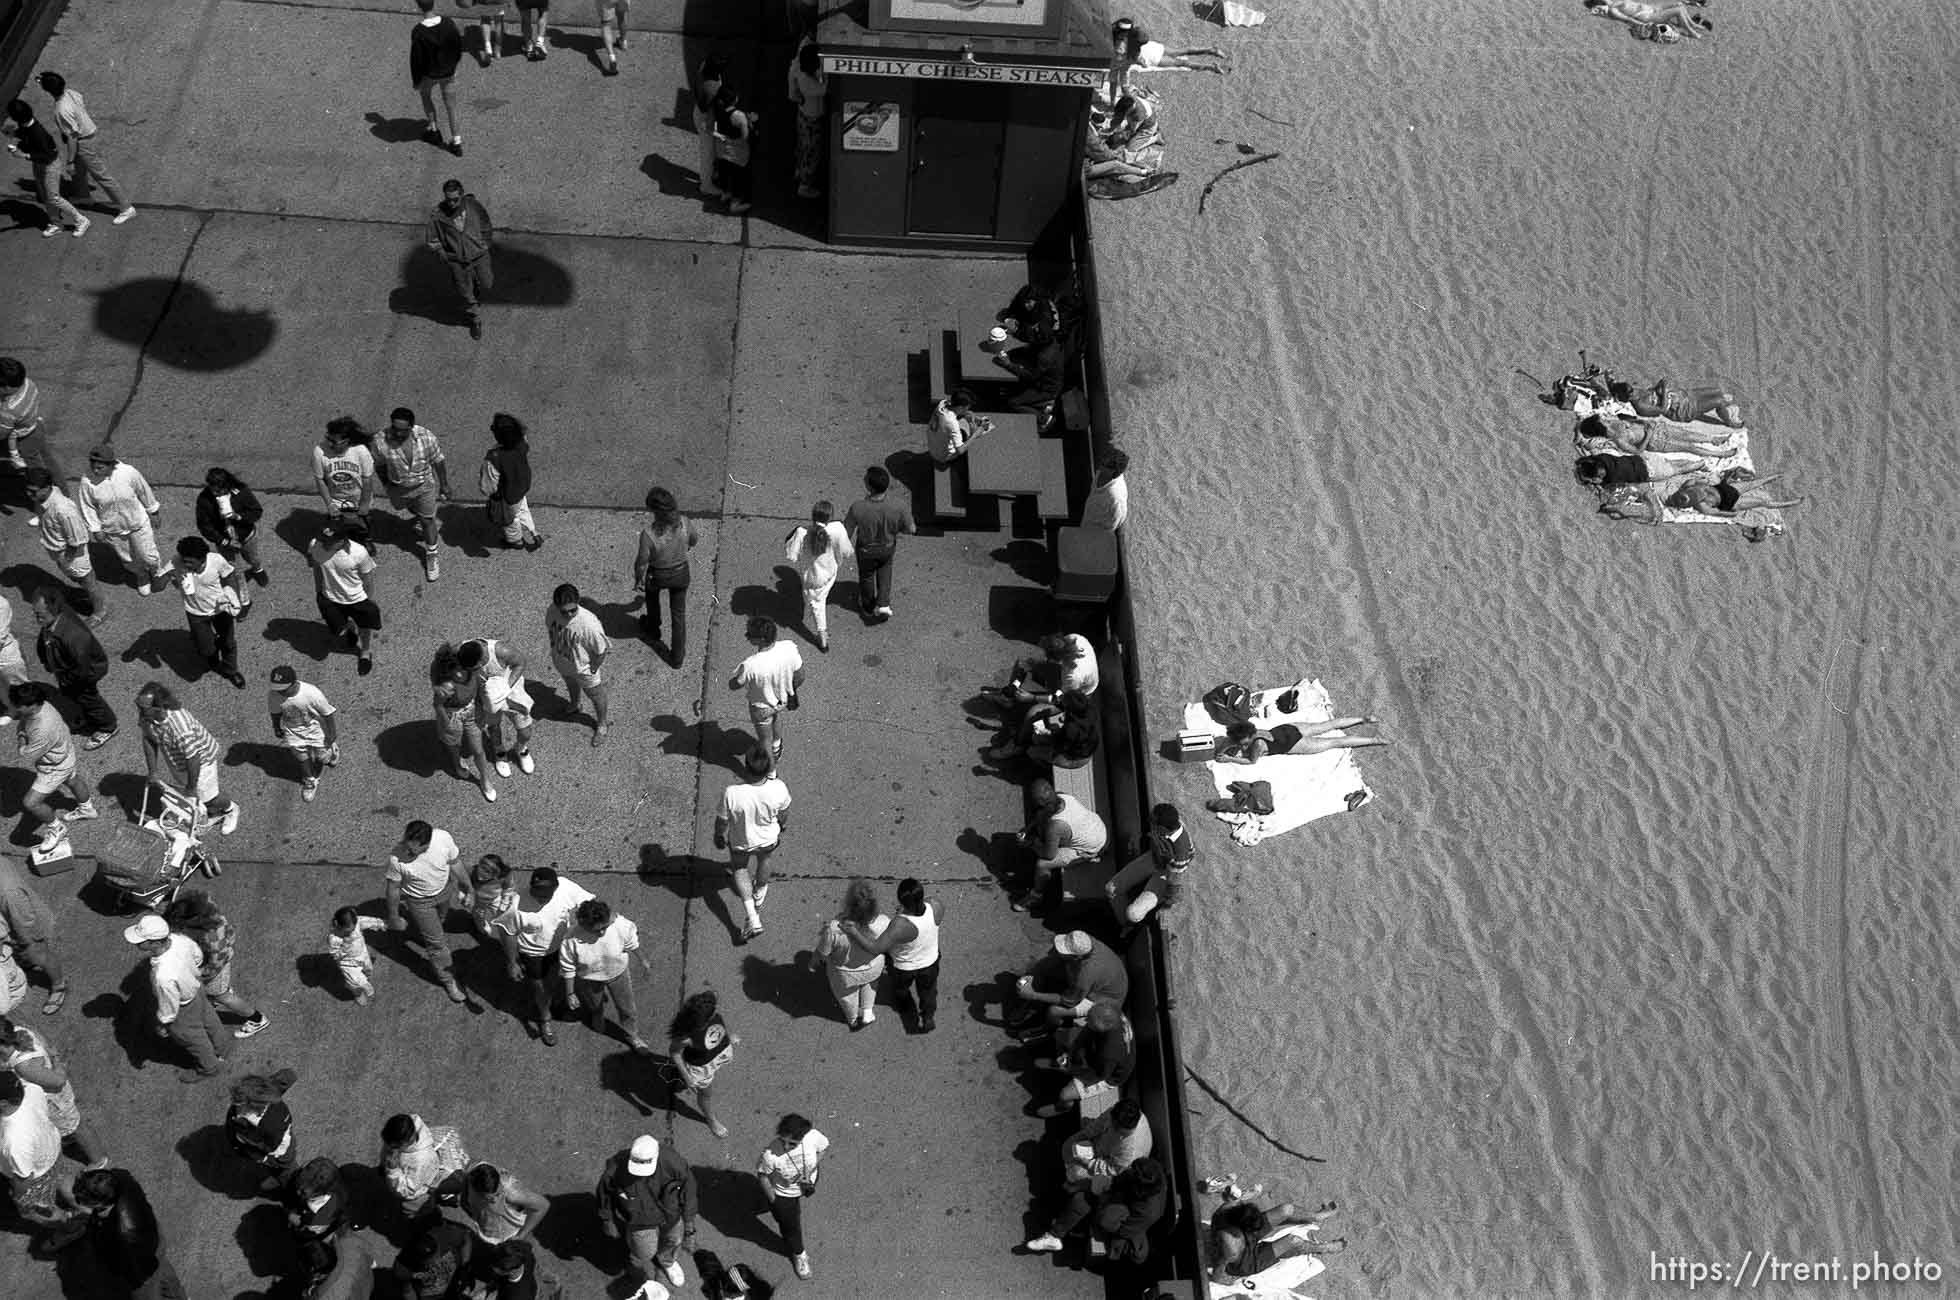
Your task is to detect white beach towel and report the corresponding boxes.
[1573,398,1787,536]
[1183,677,1373,846]
[1206,1224,1330,1298]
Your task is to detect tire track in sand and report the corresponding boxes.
[1249,274,1613,1294]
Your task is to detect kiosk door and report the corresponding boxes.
[909,81,1004,238]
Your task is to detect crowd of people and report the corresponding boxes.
[1083,18,1230,200]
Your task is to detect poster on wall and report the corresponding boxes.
[871,0,1063,38]
[841,102,901,152]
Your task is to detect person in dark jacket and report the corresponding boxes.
[470,1238,564,1299]
[4,98,88,236]
[30,586,116,746]
[195,468,269,595]
[68,1167,186,1298]
[1034,999,1135,1118]
[483,412,540,551]
[596,1134,699,1291]
[227,1069,300,1194]
[304,1232,378,1300]
[426,179,494,338]
[393,1216,474,1299]
[1024,1154,1168,1262]
[285,1155,352,1278]
[409,0,465,156]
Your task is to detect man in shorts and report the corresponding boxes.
[22,469,100,620]
[1104,802,1195,936]
[384,820,473,1006]
[545,582,610,746]
[135,681,239,836]
[7,682,97,848]
[307,520,380,676]
[596,0,629,74]
[713,748,790,944]
[75,443,171,596]
[311,416,375,531]
[516,0,550,60]
[409,0,465,155]
[268,665,339,803]
[727,616,802,766]
[374,406,451,582]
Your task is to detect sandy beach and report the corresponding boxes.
[1094,0,1959,1293]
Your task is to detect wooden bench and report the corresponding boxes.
[926,325,951,407]
[924,459,968,523]
[1035,438,1071,522]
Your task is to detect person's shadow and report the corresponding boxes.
[175,1123,267,1199]
[648,714,751,773]
[363,111,429,144]
[388,242,576,325]
[638,846,741,942]
[691,1166,783,1254]
[80,963,159,1069]
[739,952,835,1022]
[118,627,210,682]
[226,741,296,783]
[639,152,708,201]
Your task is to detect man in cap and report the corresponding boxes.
[267,665,339,803]
[1009,929,1128,1043]
[125,912,232,1080]
[596,1133,698,1291]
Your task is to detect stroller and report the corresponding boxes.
[93,785,221,913]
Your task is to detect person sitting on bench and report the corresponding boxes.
[991,321,1067,415]
[928,388,991,466]
[1105,802,1194,935]
[1009,778,1106,914]
[984,634,1098,711]
[983,689,1098,770]
[1025,1154,1168,1260]
[1063,1097,1153,1195]
[1009,930,1127,1039]
[1032,999,1134,1119]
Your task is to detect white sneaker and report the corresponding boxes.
[71,216,90,238]
[516,751,536,775]
[753,884,769,907]
[659,1259,685,1287]
[494,759,513,778]
[481,784,498,802]
[1025,1234,1063,1253]
[425,553,440,581]
[301,778,319,803]
[60,800,100,822]
[219,804,241,836]
[113,207,136,225]
[862,1007,876,1024]
[41,226,59,239]
[138,580,157,596]
[793,1252,812,1279]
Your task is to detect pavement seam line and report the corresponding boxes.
[104,209,214,444]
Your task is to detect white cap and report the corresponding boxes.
[635,1282,672,1300]
[627,1134,660,1175]
[123,914,170,944]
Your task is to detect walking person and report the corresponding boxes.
[0,1017,109,1169]
[66,1167,189,1299]
[545,583,609,745]
[783,502,851,652]
[690,54,728,200]
[787,41,826,198]
[268,665,339,803]
[375,407,452,582]
[839,877,942,1033]
[163,889,272,1039]
[596,1134,698,1291]
[312,416,377,529]
[453,1162,550,1245]
[308,518,381,676]
[7,682,98,851]
[713,747,790,944]
[0,594,24,687]
[283,1155,352,1277]
[808,879,888,1030]
[172,536,245,688]
[728,616,802,765]
[596,0,630,74]
[632,487,696,667]
[3,99,88,236]
[491,867,593,1045]
[409,0,465,156]
[30,587,113,746]
[559,897,651,1051]
[481,412,540,549]
[124,912,232,1081]
[471,0,509,65]
[1,356,43,470]
[195,468,270,600]
[457,636,536,775]
[35,73,136,223]
[843,465,915,622]
[755,1114,828,1279]
[516,0,551,59]
[0,857,67,1014]
[136,681,240,835]
[1079,445,1130,530]
[709,84,755,214]
[0,1069,78,1234]
[666,990,736,1138]
[24,471,102,620]
[431,643,496,801]
[379,1112,470,1219]
[225,1069,300,1193]
[428,179,495,339]
[326,907,387,1006]
[383,819,475,1007]
[77,443,171,595]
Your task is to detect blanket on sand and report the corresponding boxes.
[1183,678,1372,846]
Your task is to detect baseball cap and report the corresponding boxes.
[123,914,170,944]
[627,1135,660,1175]
[269,665,297,686]
[1054,930,1092,958]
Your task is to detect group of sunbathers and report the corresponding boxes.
[1084,18,1229,200]
[1583,0,1714,43]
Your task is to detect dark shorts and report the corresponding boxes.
[516,0,547,9]
[516,951,555,981]
[318,595,382,633]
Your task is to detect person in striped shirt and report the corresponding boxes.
[134,682,239,835]
[376,409,451,582]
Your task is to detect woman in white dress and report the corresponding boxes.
[783,502,853,653]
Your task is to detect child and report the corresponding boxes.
[174,535,244,688]
[328,906,387,1005]
[468,854,518,946]
[226,1069,300,1194]
[269,665,340,802]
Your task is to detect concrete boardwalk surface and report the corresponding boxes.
[0,1,1104,1296]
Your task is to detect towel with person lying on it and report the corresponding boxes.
[1568,395,1801,541]
[1183,678,1378,846]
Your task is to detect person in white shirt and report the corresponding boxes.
[383,820,473,1006]
[23,468,101,620]
[308,520,381,675]
[545,583,610,746]
[926,387,991,466]
[35,73,134,223]
[755,1114,828,1279]
[728,617,803,765]
[76,443,171,595]
[559,898,650,1052]
[312,418,376,526]
[714,749,790,943]
[327,907,387,1005]
[492,867,593,1046]
[782,504,853,653]
[0,1071,65,1224]
[268,665,339,802]
[1079,446,1130,531]
[123,913,231,1081]
[173,536,244,687]
[458,637,535,776]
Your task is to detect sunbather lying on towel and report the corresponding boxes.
[1214,717,1387,765]
[1665,474,1804,518]
[1583,0,1712,38]
[1576,412,1738,458]
[1208,1198,1345,1286]
[1574,451,1712,490]
[1629,378,1742,425]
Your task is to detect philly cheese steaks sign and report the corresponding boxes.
[821,54,1103,88]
